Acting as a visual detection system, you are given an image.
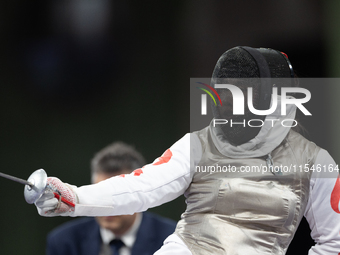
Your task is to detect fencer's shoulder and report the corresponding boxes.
[285,130,316,145]
[172,132,202,155]
[192,126,210,138]
[190,126,210,147]
[284,130,320,157]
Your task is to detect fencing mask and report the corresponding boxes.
[211,46,294,146]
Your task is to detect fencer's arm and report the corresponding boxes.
[36,133,202,217]
[304,149,340,255]
[75,133,202,216]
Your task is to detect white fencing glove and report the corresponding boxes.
[35,177,78,217]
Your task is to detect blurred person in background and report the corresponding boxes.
[46,142,176,255]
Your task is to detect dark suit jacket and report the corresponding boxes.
[46,212,177,255]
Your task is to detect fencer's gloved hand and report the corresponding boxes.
[35,177,78,217]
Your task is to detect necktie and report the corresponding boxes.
[110,239,125,255]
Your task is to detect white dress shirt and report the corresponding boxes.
[99,213,142,255]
